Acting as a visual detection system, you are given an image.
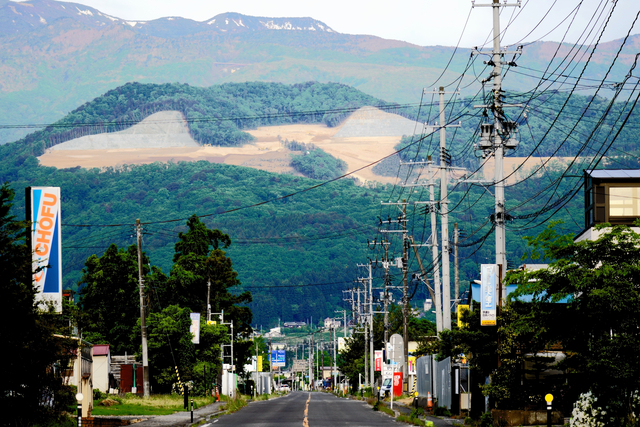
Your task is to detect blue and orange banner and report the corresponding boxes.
[27,187,62,312]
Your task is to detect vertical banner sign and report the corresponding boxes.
[392,372,403,397]
[190,313,200,344]
[457,304,470,328]
[375,350,383,371]
[27,187,62,312]
[257,356,263,372]
[408,356,417,375]
[481,264,497,326]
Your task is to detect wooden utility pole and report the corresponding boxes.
[136,219,150,398]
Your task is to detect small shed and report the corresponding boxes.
[92,344,111,393]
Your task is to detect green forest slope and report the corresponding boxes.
[1,81,637,327]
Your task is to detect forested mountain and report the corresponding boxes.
[4,80,635,327]
[14,81,383,154]
[1,0,638,144]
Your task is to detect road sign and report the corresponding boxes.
[271,350,286,367]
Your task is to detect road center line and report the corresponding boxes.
[303,393,311,427]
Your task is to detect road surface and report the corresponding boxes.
[210,391,399,427]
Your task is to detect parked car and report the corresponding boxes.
[379,378,392,398]
[279,384,290,392]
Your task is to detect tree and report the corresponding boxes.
[0,183,76,425]
[78,243,151,354]
[506,221,640,424]
[144,305,195,393]
[162,215,252,336]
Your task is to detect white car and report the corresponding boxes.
[279,384,290,392]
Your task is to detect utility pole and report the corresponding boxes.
[368,263,374,390]
[332,325,337,390]
[401,201,409,388]
[439,87,452,330]
[404,160,445,333]
[362,279,369,388]
[136,219,150,398]
[380,200,409,386]
[473,0,522,287]
[454,223,460,314]
[207,279,211,322]
[423,87,461,330]
[427,161,443,333]
[382,240,391,345]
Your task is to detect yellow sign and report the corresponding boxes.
[207,320,215,325]
[457,304,470,328]
[408,356,417,375]
[257,356,263,372]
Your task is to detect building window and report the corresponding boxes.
[609,187,640,217]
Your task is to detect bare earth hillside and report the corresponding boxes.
[38,107,564,185]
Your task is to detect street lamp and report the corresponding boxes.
[75,393,83,427]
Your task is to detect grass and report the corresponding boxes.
[397,414,426,426]
[91,393,217,416]
[223,395,248,414]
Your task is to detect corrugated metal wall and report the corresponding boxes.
[416,355,452,409]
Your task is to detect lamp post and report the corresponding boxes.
[75,393,83,427]
[545,393,553,427]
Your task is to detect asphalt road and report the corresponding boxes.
[209,391,400,427]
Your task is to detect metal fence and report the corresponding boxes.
[416,355,452,409]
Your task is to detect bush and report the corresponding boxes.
[434,406,451,417]
[290,148,348,180]
[479,411,493,427]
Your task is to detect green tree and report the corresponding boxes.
[77,243,151,354]
[0,183,76,426]
[161,215,252,336]
[505,221,640,424]
[144,304,195,393]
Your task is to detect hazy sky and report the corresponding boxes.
[10,0,640,47]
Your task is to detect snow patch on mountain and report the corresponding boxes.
[75,7,93,16]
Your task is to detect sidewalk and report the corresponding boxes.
[96,400,226,427]
[381,399,463,426]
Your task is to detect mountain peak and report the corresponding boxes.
[203,12,336,34]
[0,1,337,38]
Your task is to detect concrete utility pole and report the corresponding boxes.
[368,263,374,389]
[332,325,337,389]
[380,200,409,386]
[473,0,522,287]
[362,279,369,388]
[382,240,391,345]
[136,219,150,398]
[401,201,409,387]
[454,223,460,314]
[439,87,452,330]
[428,163,443,333]
[403,159,447,333]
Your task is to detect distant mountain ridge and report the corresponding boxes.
[1,0,638,147]
[1,0,335,37]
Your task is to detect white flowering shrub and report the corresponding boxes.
[570,392,606,427]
